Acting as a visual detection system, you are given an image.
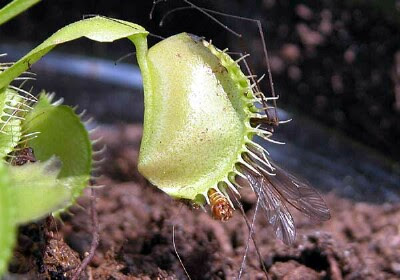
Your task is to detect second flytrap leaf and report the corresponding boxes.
[7,157,73,224]
[22,93,92,200]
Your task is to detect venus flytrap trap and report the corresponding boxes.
[0,87,94,276]
[0,14,150,277]
[0,72,94,273]
[140,32,331,245]
[0,3,102,275]
[21,92,93,200]
[0,9,331,276]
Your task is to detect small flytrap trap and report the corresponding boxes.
[0,0,330,278]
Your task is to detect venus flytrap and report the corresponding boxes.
[0,87,93,275]
[22,92,92,200]
[0,12,331,276]
[2,15,330,240]
[140,32,331,245]
[0,88,94,275]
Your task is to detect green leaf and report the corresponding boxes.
[0,0,41,26]
[7,157,74,224]
[22,93,92,199]
[0,163,15,276]
[0,16,148,89]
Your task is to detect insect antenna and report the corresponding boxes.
[158,6,191,26]
[153,0,242,37]
[150,0,167,20]
[114,51,137,65]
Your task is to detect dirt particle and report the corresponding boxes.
[281,44,301,63]
[295,4,314,21]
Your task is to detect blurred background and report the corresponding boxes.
[0,0,399,203]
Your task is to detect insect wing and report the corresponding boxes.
[266,162,331,222]
[246,172,296,245]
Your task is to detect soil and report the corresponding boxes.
[7,124,400,280]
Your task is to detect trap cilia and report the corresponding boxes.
[0,15,331,250]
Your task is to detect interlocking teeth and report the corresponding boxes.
[198,36,283,221]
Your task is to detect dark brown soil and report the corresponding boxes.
[9,125,400,279]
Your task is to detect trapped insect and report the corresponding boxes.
[207,188,233,221]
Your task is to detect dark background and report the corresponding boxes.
[1,0,399,161]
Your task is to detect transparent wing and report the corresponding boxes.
[242,148,330,245]
[245,147,330,221]
[266,162,331,221]
[246,171,296,245]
